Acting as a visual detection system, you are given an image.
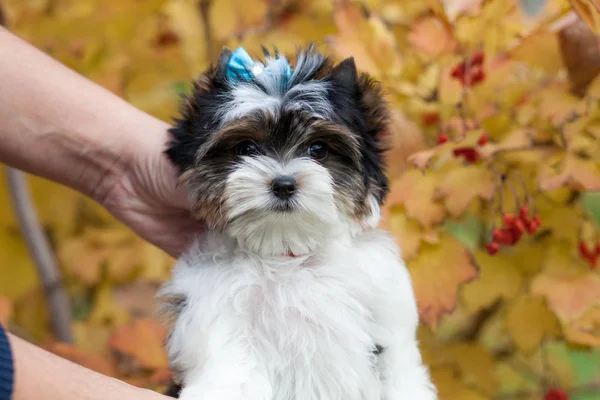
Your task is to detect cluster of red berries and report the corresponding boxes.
[486,205,541,255]
[579,240,600,268]
[544,389,569,400]
[436,132,489,164]
[451,52,486,87]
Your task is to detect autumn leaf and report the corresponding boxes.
[539,152,600,191]
[327,0,402,81]
[408,15,457,57]
[563,305,600,346]
[505,295,560,354]
[436,165,495,218]
[209,0,269,42]
[109,318,169,370]
[430,366,488,400]
[532,267,600,322]
[461,251,524,314]
[408,234,478,327]
[388,169,446,227]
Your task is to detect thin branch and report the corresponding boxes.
[5,167,73,343]
[199,0,214,62]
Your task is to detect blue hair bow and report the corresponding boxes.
[226,47,293,84]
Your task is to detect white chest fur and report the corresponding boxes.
[160,230,437,400]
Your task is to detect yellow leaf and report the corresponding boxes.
[109,318,169,369]
[383,209,423,261]
[388,169,446,227]
[328,0,402,81]
[162,0,208,74]
[461,251,523,314]
[505,295,560,354]
[0,229,39,301]
[539,152,600,191]
[408,234,478,327]
[209,0,269,41]
[430,366,488,400]
[510,30,563,74]
[12,288,50,342]
[72,321,114,358]
[444,343,497,395]
[436,165,495,218]
[563,305,600,346]
[88,282,130,328]
[569,0,600,35]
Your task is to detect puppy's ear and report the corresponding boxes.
[330,57,359,90]
[329,56,389,203]
[214,46,233,78]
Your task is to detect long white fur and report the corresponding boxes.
[160,154,438,399]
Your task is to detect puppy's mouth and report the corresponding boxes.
[271,200,296,213]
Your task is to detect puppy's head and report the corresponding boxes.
[166,45,389,256]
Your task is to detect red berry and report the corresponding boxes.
[492,228,513,246]
[544,388,569,400]
[451,64,465,78]
[436,133,449,145]
[503,214,517,228]
[514,219,526,235]
[580,241,594,259]
[422,112,440,126]
[525,219,538,234]
[532,215,541,226]
[486,242,499,255]
[453,147,481,163]
[471,51,485,65]
[595,241,600,256]
[519,205,529,221]
[477,133,488,146]
[470,70,486,85]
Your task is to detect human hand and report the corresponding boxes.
[97,121,204,258]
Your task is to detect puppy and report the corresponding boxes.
[159,45,437,400]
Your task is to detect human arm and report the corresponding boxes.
[0,27,202,257]
[4,330,169,400]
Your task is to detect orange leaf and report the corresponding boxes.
[436,165,495,217]
[388,169,446,227]
[532,268,600,321]
[408,15,457,57]
[408,234,478,327]
[109,319,169,370]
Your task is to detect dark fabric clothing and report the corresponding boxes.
[0,324,13,400]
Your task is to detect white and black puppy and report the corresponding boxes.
[159,45,437,400]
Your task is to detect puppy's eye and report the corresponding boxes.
[307,141,328,160]
[237,141,259,156]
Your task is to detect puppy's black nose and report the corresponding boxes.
[271,176,297,200]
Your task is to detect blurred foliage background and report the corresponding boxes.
[1,0,600,399]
